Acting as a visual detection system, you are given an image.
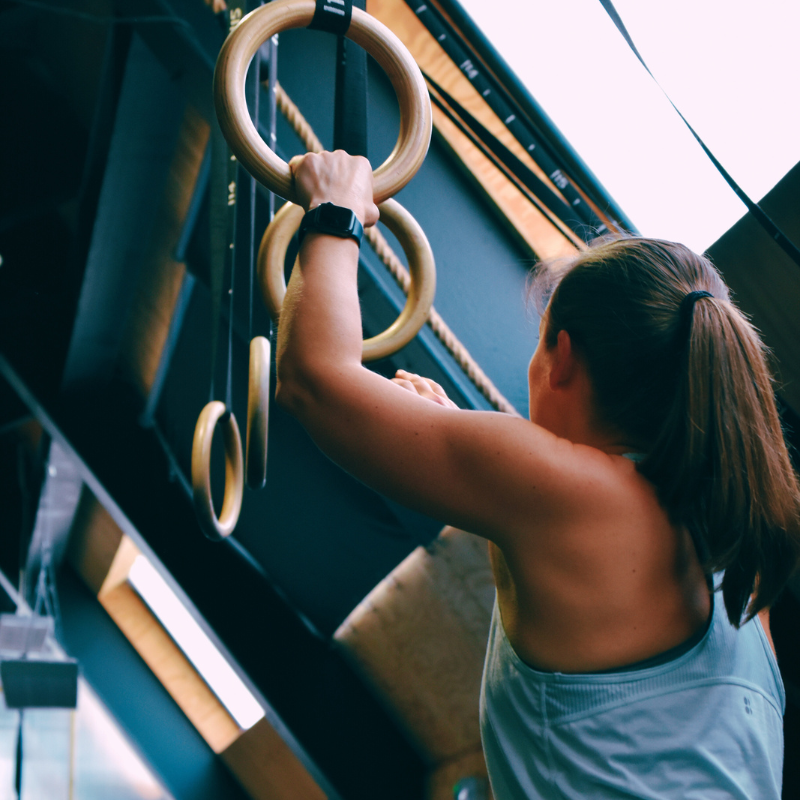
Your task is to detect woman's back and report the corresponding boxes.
[481,311,711,673]
[490,449,711,674]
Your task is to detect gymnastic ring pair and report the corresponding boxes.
[192,0,436,541]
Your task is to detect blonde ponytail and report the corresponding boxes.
[536,236,800,625]
[642,297,800,624]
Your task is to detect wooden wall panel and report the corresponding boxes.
[334,527,494,773]
[221,717,327,800]
[67,489,328,797]
[67,492,240,752]
[67,489,124,596]
[428,749,491,800]
[100,580,242,754]
[367,0,579,261]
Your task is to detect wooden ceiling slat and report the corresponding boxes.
[66,485,329,796]
[367,0,579,261]
[100,579,243,754]
[67,492,241,753]
[221,717,328,800]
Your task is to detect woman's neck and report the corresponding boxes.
[530,368,638,455]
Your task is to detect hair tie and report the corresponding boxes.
[678,290,713,338]
[680,290,713,320]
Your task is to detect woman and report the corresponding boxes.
[276,151,800,798]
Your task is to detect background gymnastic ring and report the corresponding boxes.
[191,401,244,541]
[246,336,271,491]
[257,198,436,361]
[213,0,432,204]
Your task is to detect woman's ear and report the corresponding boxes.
[549,329,577,389]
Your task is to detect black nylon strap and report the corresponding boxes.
[427,90,575,248]
[14,713,22,797]
[598,0,800,268]
[333,32,368,157]
[426,73,591,242]
[209,0,251,408]
[406,1,611,237]
[266,33,278,225]
[332,0,367,159]
[246,42,261,342]
[308,0,352,36]
[208,119,229,404]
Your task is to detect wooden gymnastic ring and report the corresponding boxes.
[246,336,271,490]
[191,401,244,541]
[258,202,305,323]
[257,198,436,361]
[214,0,432,204]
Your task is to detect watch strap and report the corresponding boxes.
[298,203,364,247]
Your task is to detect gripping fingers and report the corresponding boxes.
[391,377,417,393]
[289,151,378,225]
[394,370,458,408]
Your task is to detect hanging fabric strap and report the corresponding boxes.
[405,1,613,236]
[426,73,591,243]
[263,28,279,392]
[236,4,263,344]
[15,712,22,799]
[208,119,229,405]
[333,1,368,157]
[308,0,352,36]
[209,1,251,409]
[598,0,800,268]
[263,33,279,224]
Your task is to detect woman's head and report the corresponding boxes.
[532,236,800,624]
[534,238,728,446]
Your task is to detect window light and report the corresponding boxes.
[128,556,264,731]
[458,0,800,252]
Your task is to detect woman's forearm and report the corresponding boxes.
[275,151,379,414]
[275,231,364,409]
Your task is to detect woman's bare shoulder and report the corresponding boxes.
[435,412,652,549]
[497,442,662,556]
[292,367,637,547]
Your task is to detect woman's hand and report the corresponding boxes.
[391,370,459,409]
[289,150,380,227]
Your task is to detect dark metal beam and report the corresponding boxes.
[57,567,252,800]
[118,0,226,122]
[60,34,187,397]
[22,440,84,607]
[0,355,428,800]
[0,378,29,434]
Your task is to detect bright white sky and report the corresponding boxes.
[457,0,800,252]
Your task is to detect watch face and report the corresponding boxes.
[321,204,355,228]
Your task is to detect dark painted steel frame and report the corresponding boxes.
[0,355,427,800]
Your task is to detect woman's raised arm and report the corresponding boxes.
[275,152,617,545]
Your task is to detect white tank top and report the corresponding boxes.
[480,584,784,799]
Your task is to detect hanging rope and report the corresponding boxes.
[274,81,521,416]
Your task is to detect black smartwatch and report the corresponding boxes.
[298,202,364,247]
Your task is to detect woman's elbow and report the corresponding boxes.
[275,360,337,421]
[275,354,364,424]
[275,368,312,418]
